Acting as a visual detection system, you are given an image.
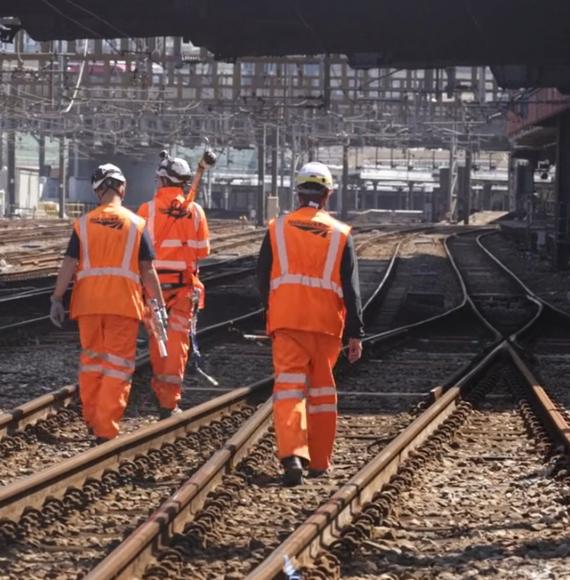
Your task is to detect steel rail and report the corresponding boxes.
[247,229,561,578]
[78,237,408,578]
[0,308,264,442]
[0,225,409,435]
[0,384,76,439]
[0,253,256,306]
[86,399,274,580]
[477,232,570,344]
[507,343,570,452]
[0,378,271,522]
[85,229,508,578]
[247,340,506,578]
[8,229,536,578]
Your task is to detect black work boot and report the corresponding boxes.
[281,456,304,486]
[159,406,182,420]
[307,468,329,478]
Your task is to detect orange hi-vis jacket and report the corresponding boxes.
[70,204,146,321]
[267,207,351,338]
[138,187,210,285]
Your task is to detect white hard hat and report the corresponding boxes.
[91,163,126,191]
[157,151,191,184]
[295,162,333,191]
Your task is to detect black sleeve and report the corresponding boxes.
[256,232,273,308]
[341,235,365,339]
[64,230,80,259]
[138,226,156,261]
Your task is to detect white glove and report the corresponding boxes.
[49,296,65,328]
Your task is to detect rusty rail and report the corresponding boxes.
[86,399,273,580]
[247,341,505,578]
[0,379,270,522]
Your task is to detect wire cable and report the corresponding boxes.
[61,38,88,113]
[38,0,120,54]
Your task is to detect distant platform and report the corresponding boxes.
[467,211,509,225]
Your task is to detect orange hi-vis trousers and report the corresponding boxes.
[271,328,342,471]
[78,314,138,439]
[149,287,192,410]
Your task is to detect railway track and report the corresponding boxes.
[0,223,264,284]
[446,231,540,338]
[0,230,458,576]
[0,254,258,342]
[4,227,566,578]
[239,232,570,579]
[0,230,409,577]
[0,229,409,482]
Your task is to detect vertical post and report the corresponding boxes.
[256,124,266,226]
[38,133,46,176]
[554,112,570,269]
[463,148,471,225]
[341,138,349,220]
[289,126,296,212]
[448,133,458,221]
[308,136,315,162]
[0,119,4,172]
[323,54,331,110]
[271,126,279,198]
[58,136,66,218]
[7,129,16,216]
[407,181,414,211]
[279,131,286,209]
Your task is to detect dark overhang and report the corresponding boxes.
[2,0,570,67]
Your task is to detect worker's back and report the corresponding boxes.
[70,203,145,320]
[267,206,350,337]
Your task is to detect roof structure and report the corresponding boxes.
[2,1,570,68]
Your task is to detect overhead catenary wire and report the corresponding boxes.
[61,38,88,114]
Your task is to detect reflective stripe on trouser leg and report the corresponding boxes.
[90,314,138,440]
[78,315,105,430]
[149,287,191,410]
[271,330,311,462]
[306,334,342,471]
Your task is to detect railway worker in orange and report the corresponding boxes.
[137,152,210,419]
[49,164,165,444]
[257,161,364,486]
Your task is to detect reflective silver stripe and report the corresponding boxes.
[155,374,184,385]
[308,387,336,398]
[161,239,183,248]
[80,364,103,373]
[78,215,90,268]
[105,353,135,370]
[77,213,141,284]
[270,274,343,298]
[80,349,134,370]
[102,367,132,381]
[186,240,209,249]
[170,323,188,333]
[81,348,102,360]
[307,403,337,414]
[274,216,289,275]
[154,259,186,270]
[276,372,306,383]
[271,217,344,298]
[147,201,155,243]
[122,215,139,271]
[323,227,342,285]
[273,390,305,401]
[192,203,201,230]
[159,239,208,249]
[170,313,188,323]
[77,267,140,283]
